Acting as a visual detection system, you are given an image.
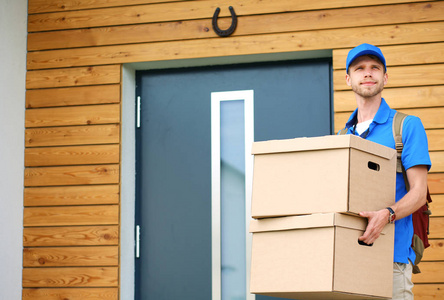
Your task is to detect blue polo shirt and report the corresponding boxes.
[341,98,431,264]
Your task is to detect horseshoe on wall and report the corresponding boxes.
[212,6,237,37]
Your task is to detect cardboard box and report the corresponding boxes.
[250,213,394,299]
[251,135,396,218]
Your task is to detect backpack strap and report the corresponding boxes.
[392,111,432,274]
[392,111,409,191]
[338,127,348,135]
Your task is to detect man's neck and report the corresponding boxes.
[355,95,382,123]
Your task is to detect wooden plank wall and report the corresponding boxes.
[24,0,444,299]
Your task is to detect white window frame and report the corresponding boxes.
[211,90,255,300]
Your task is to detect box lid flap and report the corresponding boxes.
[249,213,334,233]
[334,213,392,235]
[252,135,396,160]
[250,213,390,235]
[250,213,365,233]
[332,213,367,231]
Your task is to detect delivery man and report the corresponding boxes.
[339,43,431,299]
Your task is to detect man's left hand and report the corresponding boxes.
[358,209,390,245]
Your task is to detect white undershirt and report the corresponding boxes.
[355,119,373,135]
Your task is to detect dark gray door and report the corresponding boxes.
[135,60,332,300]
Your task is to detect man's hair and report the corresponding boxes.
[347,54,386,74]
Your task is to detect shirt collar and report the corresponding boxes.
[345,98,391,129]
[373,98,391,124]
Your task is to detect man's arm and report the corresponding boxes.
[358,165,428,245]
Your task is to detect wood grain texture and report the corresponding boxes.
[335,107,444,133]
[333,41,444,70]
[24,164,120,187]
[429,194,444,217]
[22,267,118,287]
[28,0,432,14]
[26,65,121,89]
[25,144,120,167]
[27,17,215,51]
[24,185,120,206]
[23,205,119,226]
[25,104,120,128]
[334,63,444,91]
[28,0,432,32]
[23,287,118,300]
[427,130,444,152]
[26,84,120,108]
[27,0,234,32]
[23,226,119,247]
[27,22,444,70]
[334,85,444,112]
[429,173,444,194]
[412,262,444,283]
[430,152,444,173]
[412,284,444,300]
[422,239,444,261]
[23,246,118,267]
[429,217,444,239]
[27,2,443,51]
[28,0,177,13]
[25,124,120,147]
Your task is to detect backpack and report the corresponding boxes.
[339,112,432,273]
[392,111,432,274]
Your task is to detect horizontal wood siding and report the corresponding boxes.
[422,240,444,260]
[27,2,443,51]
[27,22,444,70]
[24,0,444,298]
[26,84,121,108]
[25,145,120,167]
[334,85,444,112]
[23,226,119,247]
[22,287,119,300]
[28,0,177,14]
[24,164,120,186]
[431,195,444,216]
[23,267,119,287]
[24,8,122,295]
[25,104,120,128]
[28,0,436,32]
[23,246,119,267]
[25,125,120,147]
[24,185,120,206]
[23,205,119,227]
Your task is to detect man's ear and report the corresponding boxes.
[383,72,388,86]
[345,73,351,87]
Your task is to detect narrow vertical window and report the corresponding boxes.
[211,90,254,300]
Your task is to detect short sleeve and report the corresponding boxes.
[401,115,431,171]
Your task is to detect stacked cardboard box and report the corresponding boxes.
[249,135,397,300]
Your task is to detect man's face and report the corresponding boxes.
[345,55,388,99]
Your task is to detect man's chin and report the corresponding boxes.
[352,87,384,99]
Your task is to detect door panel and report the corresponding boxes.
[136,60,332,300]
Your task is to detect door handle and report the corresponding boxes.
[136,225,141,258]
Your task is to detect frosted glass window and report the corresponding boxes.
[211,90,254,300]
[220,100,246,300]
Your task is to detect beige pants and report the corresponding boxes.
[392,262,414,300]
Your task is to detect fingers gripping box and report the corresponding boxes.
[251,135,396,218]
[249,213,394,299]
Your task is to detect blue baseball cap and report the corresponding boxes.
[346,43,386,73]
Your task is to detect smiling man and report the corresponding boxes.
[339,43,431,299]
